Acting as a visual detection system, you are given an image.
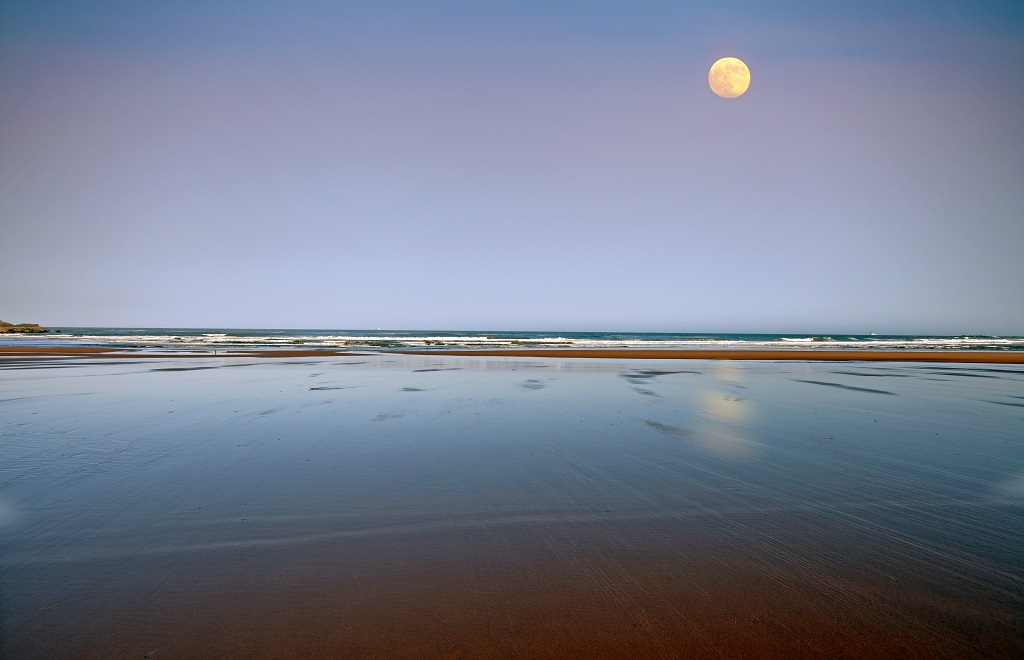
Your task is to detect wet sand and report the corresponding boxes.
[2,355,1022,657]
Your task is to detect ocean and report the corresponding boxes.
[2,328,1022,352]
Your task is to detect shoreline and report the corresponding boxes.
[1,346,1023,363]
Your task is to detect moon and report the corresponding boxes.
[709,57,750,98]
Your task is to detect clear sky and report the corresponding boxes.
[2,1,1022,333]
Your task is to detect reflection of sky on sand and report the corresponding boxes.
[2,355,1024,655]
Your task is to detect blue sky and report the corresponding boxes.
[2,1,1022,332]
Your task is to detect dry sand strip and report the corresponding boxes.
[1,346,1024,363]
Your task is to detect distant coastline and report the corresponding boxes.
[0,320,48,334]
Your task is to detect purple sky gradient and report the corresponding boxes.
[2,2,1022,333]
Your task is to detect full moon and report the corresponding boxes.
[708,57,750,98]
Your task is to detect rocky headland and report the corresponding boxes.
[0,320,49,333]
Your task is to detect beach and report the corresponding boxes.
[2,351,1022,657]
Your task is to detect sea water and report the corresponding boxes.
[2,328,1022,351]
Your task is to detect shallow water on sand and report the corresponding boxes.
[2,356,1022,657]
